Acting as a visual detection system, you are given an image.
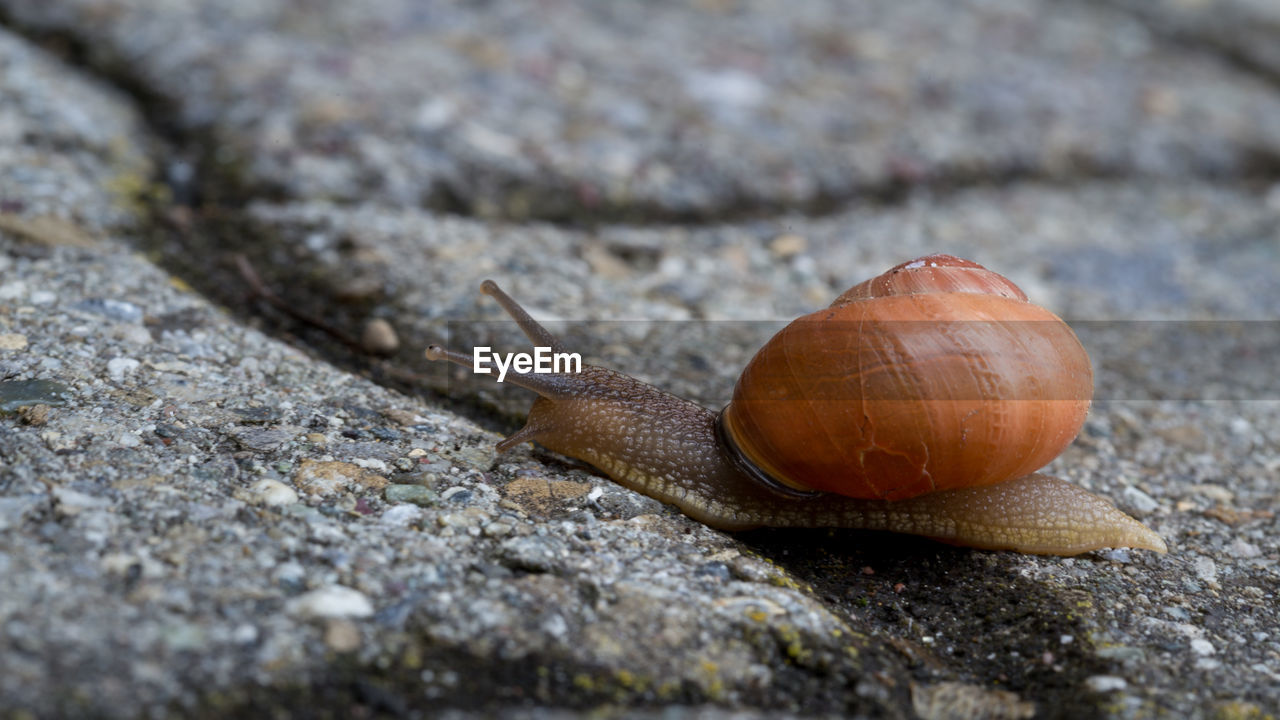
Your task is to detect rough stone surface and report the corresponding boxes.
[0,2,1278,719]
[1104,0,1280,79]
[5,0,1280,219]
[0,25,151,231]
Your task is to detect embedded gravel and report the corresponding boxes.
[1,3,1278,719]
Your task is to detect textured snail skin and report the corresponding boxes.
[426,268,1166,556]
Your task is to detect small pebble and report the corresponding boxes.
[1099,548,1132,563]
[274,561,306,590]
[1095,646,1145,663]
[361,318,399,355]
[100,553,145,577]
[162,622,207,652]
[352,457,388,472]
[482,521,514,538]
[232,426,301,452]
[1226,539,1262,558]
[385,484,438,506]
[1190,639,1216,656]
[0,379,70,411]
[441,486,471,502]
[324,619,362,652]
[369,426,400,442]
[381,504,424,525]
[18,404,50,426]
[232,624,259,645]
[51,486,110,515]
[286,585,374,619]
[540,614,568,639]
[75,298,144,323]
[249,479,299,506]
[769,233,807,258]
[1190,484,1234,504]
[1085,676,1127,693]
[294,459,387,495]
[41,430,75,452]
[382,408,424,426]
[1122,486,1159,515]
[114,325,152,345]
[107,357,140,380]
[0,333,27,350]
[438,509,488,528]
[1193,556,1217,584]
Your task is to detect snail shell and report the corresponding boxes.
[723,254,1093,500]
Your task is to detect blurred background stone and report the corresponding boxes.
[0,2,1277,717]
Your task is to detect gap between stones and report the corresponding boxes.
[1091,0,1280,91]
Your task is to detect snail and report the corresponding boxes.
[426,254,1166,555]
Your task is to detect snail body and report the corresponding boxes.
[426,255,1166,555]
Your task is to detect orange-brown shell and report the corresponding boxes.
[721,254,1093,500]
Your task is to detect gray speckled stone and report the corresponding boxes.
[5,0,1280,219]
[6,219,917,716]
[0,27,151,230]
[1,3,1279,719]
[1104,0,1280,78]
